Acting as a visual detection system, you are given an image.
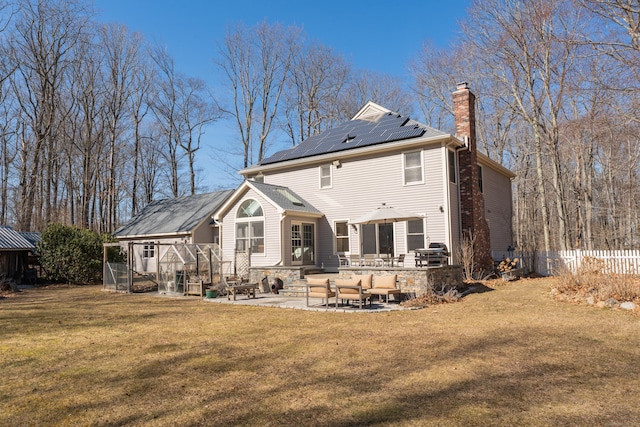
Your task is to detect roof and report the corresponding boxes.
[20,231,41,247]
[257,103,447,166]
[213,181,323,220]
[0,226,36,251]
[248,182,322,215]
[114,190,234,238]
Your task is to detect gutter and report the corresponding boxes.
[239,133,455,177]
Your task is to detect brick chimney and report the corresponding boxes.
[452,82,492,271]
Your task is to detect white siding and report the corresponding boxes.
[481,163,513,251]
[264,145,450,268]
[219,188,282,268]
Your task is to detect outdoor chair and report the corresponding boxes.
[185,278,205,296]
[338,252,350,266]
[335,278,370,309]
[393,254,405,267]
[306,277,335,308]
[351,274,373,291]
[349,254,363,266]
[367,274,400,303]
[363,254,378,266]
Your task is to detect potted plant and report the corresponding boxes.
[205,287,218,298]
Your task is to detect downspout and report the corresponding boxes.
[277,212,285,266]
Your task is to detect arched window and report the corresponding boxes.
[236,199,265,253]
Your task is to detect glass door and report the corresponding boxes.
[292,222,315,265]
[291,224,302,265]
[302,223,315,264]
[361,223,394,257]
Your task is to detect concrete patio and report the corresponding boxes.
[201,293,411,312]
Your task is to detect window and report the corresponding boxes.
[448,150,457,183]
[335,221,349,252]
[143,243,155,259]
[404,151,423,184]
[320,165,332,188]
[407,220,425,251]
[236,199,265,253]
[478,165,484,193]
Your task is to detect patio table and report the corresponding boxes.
[225,279,258,300]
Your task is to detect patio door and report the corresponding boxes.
[291,222,315,265]
[361,223,394,257]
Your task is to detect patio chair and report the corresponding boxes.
[393,254,405,267]
[349,254,363,266]
[335,278,370,309]
[306,277,335,308]
[338,252,350,266]
[352,274,373,291]
[367,274,400,303]
[363,254,378,266]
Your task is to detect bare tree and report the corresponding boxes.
[338,69,415,119]
[216,21,301,167]
[175,77,220,195]
[9,0,89,231]
[128,41,153,216]
[100,22,141,232]
[282,42,350,145]
[462,0,587,251]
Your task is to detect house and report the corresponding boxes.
[114,190,233,274]
[0,226,39,283]
[214,83,514,273]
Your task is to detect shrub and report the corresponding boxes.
[554,256,640,303]
[402,280,461,308]
[37,223,123,285]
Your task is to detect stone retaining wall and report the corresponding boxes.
[249,265,463,295]
[248,266,305,293]
[338,266,463,295]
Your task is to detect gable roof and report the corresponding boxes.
[214,181,322,220]
[0,226,36,251]
[249,182,322,215]
[115,190,233,238]
[257,102,447,166]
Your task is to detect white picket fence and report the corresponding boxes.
[491,250,640,276]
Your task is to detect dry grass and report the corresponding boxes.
[554,257,640,304]
[2,279,640,426]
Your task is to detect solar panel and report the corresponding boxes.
[259,109,442,166]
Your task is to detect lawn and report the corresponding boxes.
[1,278,639,426]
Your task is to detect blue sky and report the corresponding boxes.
[94,0,471,191]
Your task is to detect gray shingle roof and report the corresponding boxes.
[249,182,321,215]
[0,226,36,250]
[259,111,447,166]
[115,190,233,238]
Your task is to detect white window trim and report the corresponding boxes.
[334,220,350,254]
[406,219,426,251]
[235,199,266,256]
[403,150,424,186]
[448,149,457,184]
[142,242,155,259]
[319,164,332,189]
